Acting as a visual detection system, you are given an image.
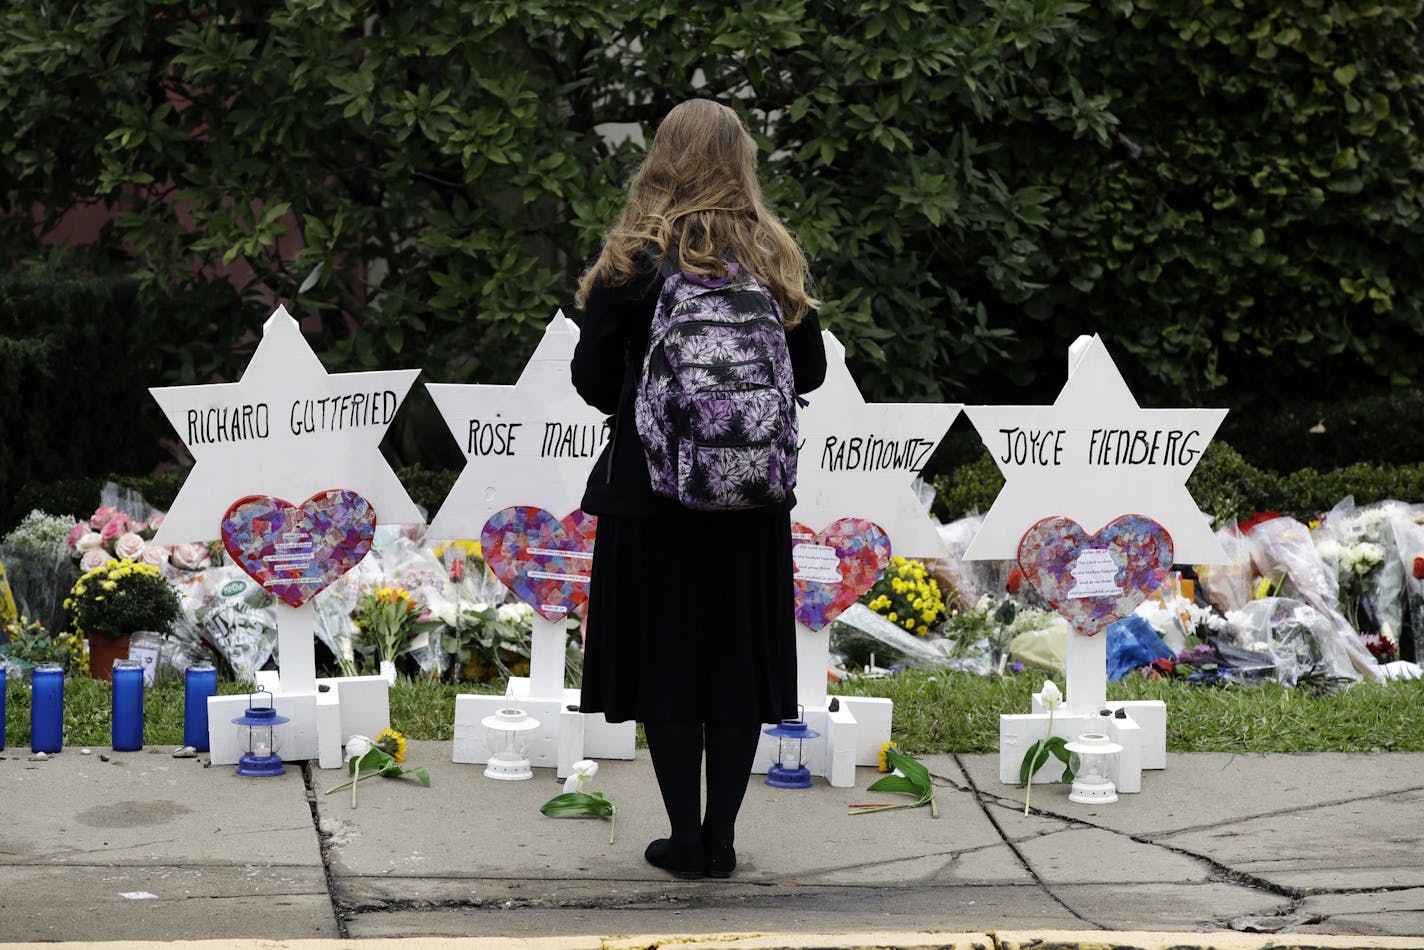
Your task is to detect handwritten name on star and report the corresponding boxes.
[184,391,402,445]
[995,427,1204,468]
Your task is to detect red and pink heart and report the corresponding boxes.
[481,506,597,623]
[221,489,376,608]
[792,518,891,630]
[1016,514,1174,636]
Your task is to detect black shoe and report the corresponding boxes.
[704,841,737,879]
[645,838,704,880]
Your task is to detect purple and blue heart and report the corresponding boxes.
[1016,514,1174,636]
[221,489,376,608]
[792,518,891,630]
[481,506,597,623]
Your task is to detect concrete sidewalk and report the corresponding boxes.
[0,743,1420,946]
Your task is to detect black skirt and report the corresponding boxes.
[578,506,797,725]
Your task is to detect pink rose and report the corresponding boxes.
[114,532,147,560]
[79,548,114,572]
[100,516,128,543]
[75,531,104,554]
[67,521,90,549]
[170,542,211,572]
[90,506,119,528]
[148,513,166,532]
[141,544,171,567]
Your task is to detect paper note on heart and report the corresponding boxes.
[221,490,377,608]
[1017,514,1173,636]
[792,518,892,630]
[481,506,597,623]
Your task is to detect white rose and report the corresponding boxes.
[79,548,114,572]
[142,544,171,567]
[344,734,373,761]
[563,759,598,794]
[114,532,147,560]
[76,531,104,554]
[170,542,212,571]
[497,602,534,624]
[1039,679,1063,711]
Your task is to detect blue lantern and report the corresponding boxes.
[231,688,289,777]
[763,713,820,789]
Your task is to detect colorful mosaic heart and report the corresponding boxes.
[481,506,597,623]
[1016,514,1174,636]
[792,518,892,630]
[221,490,376,608]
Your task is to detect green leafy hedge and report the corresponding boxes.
[0,274,170,531]
[3,1,1422,475]
[931,440,1424,530]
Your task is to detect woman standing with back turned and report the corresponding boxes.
[571,98,826,880]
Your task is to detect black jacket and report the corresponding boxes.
[570,267,828,517]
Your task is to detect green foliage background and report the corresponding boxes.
[3,1,1423,515]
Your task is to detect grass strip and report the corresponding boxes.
[4,670,1420,754]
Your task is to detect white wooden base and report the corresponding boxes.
[750,696,893,789]
[998,690,1166,794]
[508,676,637,761]
[206,672,391,769]
[451,694,583,777]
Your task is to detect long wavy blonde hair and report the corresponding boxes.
[576,98,817,327]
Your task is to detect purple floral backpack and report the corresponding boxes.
[634,262,801,510]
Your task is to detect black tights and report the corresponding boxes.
[642,721,761,849]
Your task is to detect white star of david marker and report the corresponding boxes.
[150,305,424,546]
[962,334,1228,564]
[425,312,608,540]
[792,331,962,558]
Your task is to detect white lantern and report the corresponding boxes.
[481,706,539,780]
[1063,732,1123,804]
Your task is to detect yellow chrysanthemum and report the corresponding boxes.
[375,728,407,763]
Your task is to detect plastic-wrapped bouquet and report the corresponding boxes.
[0,509,76,633]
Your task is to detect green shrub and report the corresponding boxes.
[935,440,1424,529]
[0,274,172,532]
[5,1,1422,466]
[1219,388,1424,474]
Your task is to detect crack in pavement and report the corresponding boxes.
[1141,784,1424,839]
[334,878,1046,918]
[303,760,351,940]
[953,754,1102,930]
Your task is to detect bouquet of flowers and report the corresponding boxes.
[0,615,87,675]
[0,509,77,634]
[430,600,534,683]
[863,556,946,636]
[66,505,168,570]
[352,585,440,673]
[64,559,181,640]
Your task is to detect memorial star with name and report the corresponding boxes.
[425,313,608,540]
[961,334,1228,565]
[792,331,961,558]
[150,305,423,546]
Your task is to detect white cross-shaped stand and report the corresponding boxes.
[151,306,423,768]
[425,313,634,777]
[770,331,960,786]
[963,335,1228,792]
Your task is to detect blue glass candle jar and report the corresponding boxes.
[183,662,217,752]
[30,663,64,754]
[111,659,144,752]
